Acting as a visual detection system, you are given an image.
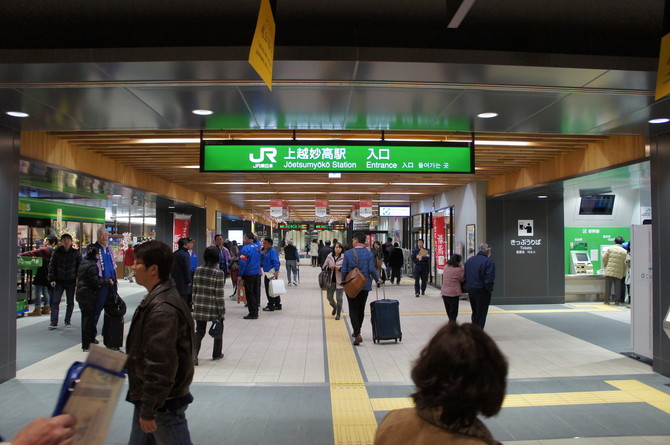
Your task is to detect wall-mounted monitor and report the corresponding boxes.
[579,195,615,215]
[379,206,411,217]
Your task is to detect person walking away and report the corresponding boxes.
[374,322,507,445]
[440,254,464,321]
[124,243,136,282]
[318,240,333,268]
[192,246,226,364]
[76,244,106,351]
[389,243,404,285]
[464,243,496,329]
[411,239,430,297]
[283,239,299,285]
[383,237,394,280]
[602,236,628,305]
[93,228,118,340]
[19,235,58,316]
[224,240,239,299]
[261,237,281,311]
[126,240,195,445]
[323,242,345,320]
[237,232,262,319]
[341,232,382,345]
[213,235,230,286]
[47,233,81,329]
[371,240,386,286]
[310,240,319,266]
[172,237,193,306]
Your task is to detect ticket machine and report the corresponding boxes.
[569,250,594,274]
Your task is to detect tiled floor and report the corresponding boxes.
[3,262,670,444]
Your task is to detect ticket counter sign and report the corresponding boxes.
[201,140,474,173]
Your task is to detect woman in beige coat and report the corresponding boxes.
[374,322,507,445]
[323,242,345,319]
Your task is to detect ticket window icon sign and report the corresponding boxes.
[518,220,534,236]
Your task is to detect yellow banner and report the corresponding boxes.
[655,32,670,101]
[248,0,275,91]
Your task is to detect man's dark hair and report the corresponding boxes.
[46,235,58,245]
[178,237,191,249]
[263,237,273,245]
[244,232,255,241]
[417,238,424,243]
[60,233,73,241]
[203,246,220,266]
[411,322,507,426]
[353,232,366,244]
[393,242,399,247]
[214,234,223,240]
[134,240,174,281]
[446,254,462,267]
[614,236,624,245]
[325,240,331,246]
[85,243,99,260]
[387,237,393,242]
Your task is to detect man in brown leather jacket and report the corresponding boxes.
[126,240,195,445]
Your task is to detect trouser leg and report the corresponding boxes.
[194,320,206,356]
[264,276,272,306]
[347,290,369,336]
[469,288,492,328]
[64,283,76,324]
[244,275,260,316]
[420,267,428,293]
[50,283,64,325]
[326,284,336,310]
[442,295,459,321]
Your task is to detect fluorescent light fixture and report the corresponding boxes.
[177,165,200,169]
[649,118,670,124]
[337,182,385,186]
[226,192,275,194]
[538,195,548,199]
[213,182,268,185]
[236,137,294,140]
[6,111,29,117]
[271,182,330,185]
[329,173,342,178]
[135,138,200,144]
[448,139,531,146]
[477,112,498,119]
[391,182,446,186]
[192,109,213,116]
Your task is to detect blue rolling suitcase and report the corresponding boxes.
[369,286,402,343]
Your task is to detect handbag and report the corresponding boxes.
[270,278,287,295]
[103,289,126,317]
[318,267,332,290]
[208,317,223,339]
[341,248,367,298]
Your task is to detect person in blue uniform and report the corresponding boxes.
[237,232,262,319]
[261,237,281,311]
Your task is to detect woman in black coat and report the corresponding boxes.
[76,244,106,351]
[389,243,405,285]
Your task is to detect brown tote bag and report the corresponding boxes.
[341,248,367,298]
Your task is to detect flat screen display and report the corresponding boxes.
[579,195,615,215]
[575,252,589,262]
[379,206,411,217]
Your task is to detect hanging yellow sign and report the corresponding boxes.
[655,32,670,101]
[248,0,275,91]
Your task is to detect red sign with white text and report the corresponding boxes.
[433,216,446,271]
[173,214,191,252]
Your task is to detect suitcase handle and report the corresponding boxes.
[375,281,386,301]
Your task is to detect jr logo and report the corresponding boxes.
[249,147,277,163]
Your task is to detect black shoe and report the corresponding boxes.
[415,294,420,298]
[275,305,282,310]
[212,354,224,360]
[263,306,275,312]
[93,339,99,344]
[332,308,337,316]
[243,314,258,319]
[421,291,425,295]
[82,348,89,352]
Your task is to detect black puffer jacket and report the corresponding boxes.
[48,246,81,284]
[76,257,105,312]
[125,279,195,420]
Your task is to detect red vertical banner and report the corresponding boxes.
[173,214,191,251]
[433,216,446,272]
[315,199,328,217]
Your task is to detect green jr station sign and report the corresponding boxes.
[200,140,474,173]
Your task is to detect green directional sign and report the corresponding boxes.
[201,140,474,173]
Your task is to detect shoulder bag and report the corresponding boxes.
[209,317,223,339]
[341,248,367,298]
[318,265,332,290]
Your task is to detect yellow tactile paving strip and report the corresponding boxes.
[367,380,670,415]
[324,293,378,445]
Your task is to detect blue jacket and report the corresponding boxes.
[261,247,280,273]
[341,246,380,292]
[238,242,262,277]
[464,251,496,292]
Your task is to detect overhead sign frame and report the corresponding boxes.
[200,140,474,174]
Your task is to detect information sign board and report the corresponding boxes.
[201,140,473,173]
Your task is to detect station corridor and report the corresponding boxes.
[3,263,670,444]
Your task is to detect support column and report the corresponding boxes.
[651,131,670,377]
[0,128,19,382]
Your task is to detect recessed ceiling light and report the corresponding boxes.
[6,111,29,118]
[192,109,213,116]
[477,112,498,119]
[538,195,548,199]
[329,173,342,179]
[649,118,670,124]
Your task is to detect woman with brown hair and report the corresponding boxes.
[374,322,507,445]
